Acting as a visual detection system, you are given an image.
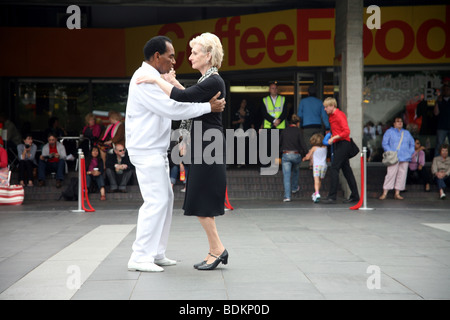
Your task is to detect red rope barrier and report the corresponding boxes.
[350,154,364,210]
[80,157,95,212]
[224,187,233,210]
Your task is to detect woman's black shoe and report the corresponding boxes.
[197,249,228,271]
[193,260,207,269]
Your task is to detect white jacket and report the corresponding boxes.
[41,142,67,160]
[125,62,210,156]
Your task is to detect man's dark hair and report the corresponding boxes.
[308,86,317,96]
[47,132,58,140]
[143,36,172,61]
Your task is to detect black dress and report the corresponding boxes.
[170,74,226,217]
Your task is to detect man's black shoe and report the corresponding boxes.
[322,198,336,204]
[343,198,359,203]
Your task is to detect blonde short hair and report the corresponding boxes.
[323,97,337,107]
[189,32,224,69]
[85,112,95,125]
[108,110,123,121]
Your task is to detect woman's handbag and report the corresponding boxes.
[349,138,360,158]
[382,131,404,166]
[382,151,399,166]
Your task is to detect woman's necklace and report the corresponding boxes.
[180,67,219,135]
[198,67,218,83]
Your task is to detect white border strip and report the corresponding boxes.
[0,224,135,300]
[422,223,450,233]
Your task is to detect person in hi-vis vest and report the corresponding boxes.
[261,82,288,130]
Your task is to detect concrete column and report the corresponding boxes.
[335,0,364,197]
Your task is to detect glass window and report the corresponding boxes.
[92,82,128,113]
[15,80,130,142]
[17,81,90,141]
[363,70,445,161]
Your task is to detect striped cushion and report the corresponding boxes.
[0,185,24,205]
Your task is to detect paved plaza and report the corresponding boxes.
[0,197,449,301]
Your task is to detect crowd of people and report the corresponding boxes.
[1,32,449,276]
[0,111,135,200]
[267,82,450,203]
[1,80,449,203]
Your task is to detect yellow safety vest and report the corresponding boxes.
[263,95,286,129]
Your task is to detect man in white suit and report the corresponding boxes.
[125,36,225,272]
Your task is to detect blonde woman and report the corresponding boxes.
[322,97,359,204]
[82,113,102,146]
[137,33,228,271]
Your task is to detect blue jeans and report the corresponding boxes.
[86,174,105,189]
[282,153,302,199]
[170,164,188,185]
[435,129,450,156]
[435,175,450,190]
[38,159,65,181]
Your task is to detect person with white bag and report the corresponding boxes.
[379,117,415,200]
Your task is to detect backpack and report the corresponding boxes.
[60,177,78,201]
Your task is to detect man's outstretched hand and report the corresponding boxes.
[209,91,226,113]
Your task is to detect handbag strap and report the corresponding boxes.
[396,131,404,151]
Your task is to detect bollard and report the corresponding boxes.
[80,152,95,212]
[358,147,374,211]
[72,149,85,213]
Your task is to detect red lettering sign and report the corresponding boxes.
[240,27,266,65]
[158,23,185,69]
[416,6,450,59]
[297,9,334,62]
[267,24,294,63]
[363,26,374,58]
[155,6,450,71]
[215,16,241,66]
[375,20,415,60]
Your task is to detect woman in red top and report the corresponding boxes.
[322,97,359,204]
[0,144,8,187]
[0,144,7,169]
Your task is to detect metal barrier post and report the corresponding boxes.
[359,147,374,211]
[72,149,85,213]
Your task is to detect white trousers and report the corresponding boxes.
[129,153,173,263]
[383,161,409,191]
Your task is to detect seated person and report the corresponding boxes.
[17,134,38,187]
[98,111,125,167]
[81,113,104,154]
[0,144,7,169]
[407,138,431,192]
[85,146,106,201]
[105,143,133,193]
[0,143,8,186]
[431,144,450,199]
[38,133,67,188]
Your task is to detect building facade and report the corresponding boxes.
[1,4,449,160]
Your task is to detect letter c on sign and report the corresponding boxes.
[159,24,185,70]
